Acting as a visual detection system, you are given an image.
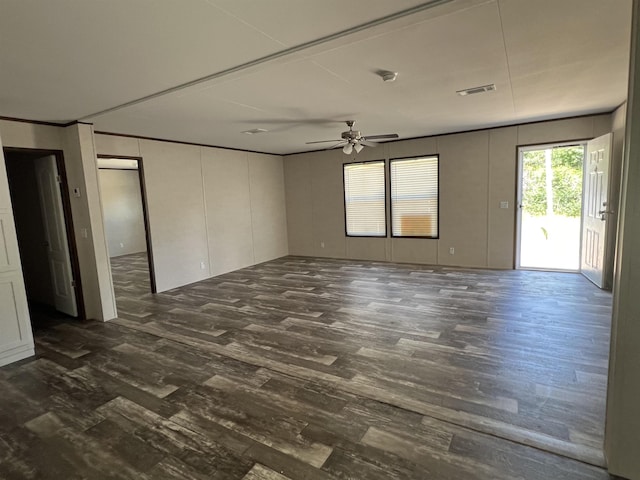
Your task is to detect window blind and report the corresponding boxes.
[390,156,439,237]
[344,161,386,236]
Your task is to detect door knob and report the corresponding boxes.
[598,209,614,221]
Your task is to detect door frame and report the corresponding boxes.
[97,154,157,294]
[515,140,588,272]
[3,147,86,320]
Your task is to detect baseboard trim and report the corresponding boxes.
[0,343,35,368]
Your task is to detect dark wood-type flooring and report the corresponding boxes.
[0,253,615,479]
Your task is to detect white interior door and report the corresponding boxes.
[581,133,612,288]
[34,155,78,316]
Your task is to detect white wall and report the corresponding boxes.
[98,168,147,258]
[0,120,117,322]
[202,148,254,276]
[284,114,612,269]
[95,134,289,292]
[248,153,289,264]
[605,3,640,477]
[63,124,117,321]
[140,139,210,292]
[0,121,289,331]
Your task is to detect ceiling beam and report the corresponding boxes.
[80,0,456,122]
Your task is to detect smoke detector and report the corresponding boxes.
[377,70,398,82]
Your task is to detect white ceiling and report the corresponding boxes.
[0,0,632,154]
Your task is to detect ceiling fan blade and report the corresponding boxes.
[330,141,348,149]
[363,134,399,140]
[359,140,378,147]
[305,139,343,144]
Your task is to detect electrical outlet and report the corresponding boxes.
[200,261,206,270]
[320,241,325,248]
[500,201,509,209]
[449,247,455,255]
[119,242,124,248]
[81,228,88,239]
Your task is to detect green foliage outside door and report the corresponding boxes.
[521,146,584,217]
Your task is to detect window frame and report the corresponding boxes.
[389,155,440,239]
[343,159,388,238]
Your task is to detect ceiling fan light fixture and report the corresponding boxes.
[307,120,398,153]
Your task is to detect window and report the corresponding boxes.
[390,156,439,238]
[343,161,386,236]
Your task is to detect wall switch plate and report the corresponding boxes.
[73,187,81,198]
[120,242,124,248]
[449,247,455,255]
[200,261,206,270]
[320,241,325,248]
[81,228,88,239]
[500,201,509,209]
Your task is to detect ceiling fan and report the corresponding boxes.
[306,120,399,154]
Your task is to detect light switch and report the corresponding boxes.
[500,201,509,209]
[73,187,81,198]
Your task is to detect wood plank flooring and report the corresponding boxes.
[0,253,616,479]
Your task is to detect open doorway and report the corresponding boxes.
[516,143,586,271]
[3,148,84,328]
[97,156,156,304]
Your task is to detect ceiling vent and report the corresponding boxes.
[456,84,496,96]
[242,128,268,135]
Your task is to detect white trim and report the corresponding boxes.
[519,140,588,152]
[0,344,34,367]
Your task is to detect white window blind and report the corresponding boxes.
[344,161,386,236]
[390,156,439,237]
